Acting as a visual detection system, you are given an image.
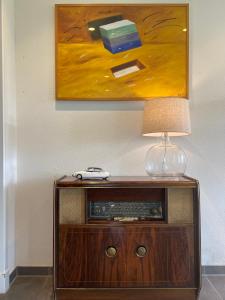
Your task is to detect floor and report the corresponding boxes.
[0,276,224,300]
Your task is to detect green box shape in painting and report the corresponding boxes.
[99,20,137,40]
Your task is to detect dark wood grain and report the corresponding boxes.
[86,187,165,202]
[58,225,126,288]
[126,226,195,287]
[55,176,198,188]
[55,288,197,300]
[194,183,202,295]
[58,224,195,288]
[53,184,59,291]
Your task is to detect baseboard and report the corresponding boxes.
[9,268,17,285]
[8,267,52,285]
[203,265,225,275]
[17,266,53,276]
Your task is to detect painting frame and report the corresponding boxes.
[55,4,189,101]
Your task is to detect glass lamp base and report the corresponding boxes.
[145,134,187,177]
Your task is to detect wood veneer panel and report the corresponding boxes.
[55,289,197,300]
[56,176,198,188]
[58,225,126,288]
[86,187,165,202]
[126,226,195,288]
[58,225,195,288]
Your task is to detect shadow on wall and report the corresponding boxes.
[15,177,54,266]
[55,100,144,112]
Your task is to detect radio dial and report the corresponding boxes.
[150,208,159,216]
[90,201,163,220]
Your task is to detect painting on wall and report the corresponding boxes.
[55,4,189,100]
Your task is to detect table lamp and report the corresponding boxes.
[142,98,191,177]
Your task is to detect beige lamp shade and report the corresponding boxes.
[143,98,191,137]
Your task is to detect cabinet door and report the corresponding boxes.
[166,226,195,287]
[126,226,195,288]
[58,225,126,288]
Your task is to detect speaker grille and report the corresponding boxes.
[168,188,193,224]
[59,189,85,224]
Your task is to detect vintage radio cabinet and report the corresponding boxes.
[54,176,201,300]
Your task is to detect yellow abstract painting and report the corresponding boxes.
[55,4,189,100]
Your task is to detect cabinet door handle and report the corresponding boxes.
[136,246,147,258]
[105,246,117,258]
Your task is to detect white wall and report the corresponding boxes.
[0,0,6,292]
[190,0,225,265]
[3,0,17,276]
[0,0,16,293]
[15,0,225,266]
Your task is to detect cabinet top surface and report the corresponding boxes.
[55,176,198,188]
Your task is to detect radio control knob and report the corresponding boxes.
[106,246,117,258]
[136,246,147,258]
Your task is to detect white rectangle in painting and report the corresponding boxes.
[113,65,140,78]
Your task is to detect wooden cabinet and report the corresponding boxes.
[54,176,201,300]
